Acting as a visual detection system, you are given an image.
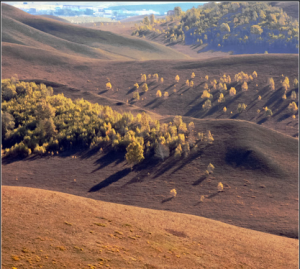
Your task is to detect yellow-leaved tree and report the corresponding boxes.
[125,139,144,166]
[175,75,180,83]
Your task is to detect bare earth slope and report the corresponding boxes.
[3,118,298,239]
[2,186,298,269]
[2,3,189,61]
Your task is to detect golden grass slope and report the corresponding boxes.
[2,186,298,269]
[2,3,189,61]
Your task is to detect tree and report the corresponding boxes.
[201,90,211,99]
[288,102,298,114]
[265,108,273,117]
[175,75,180,83]
[291,91,297,100]
[142,83,148,92]
[150,14,155,24]
[218,93,225,103]
[237,103,247,113]
[205,75,209,81]
[35,100,56,120]
[229,87,236,96]
[186,80,190,87]
[2,111,15,139]
[164,92,169,98]
[160,77,164,83]
[268,77,275,90]
[156,90,162,97]
[207,163,215,174]
[170,188,177,197]
[174,6,182,17]
[293,78,298,88]
[258,95,262,101]
[133,91,140,101]
[220,23,230,32]
[106,82,112,90]
[252,71,258,78]
[154,143,170,161]
[134,83,139,89]
[202,100,212,110]
[217,182,223,192]
[174,144,182,158]
[189,81,194,87]
[125,139,144,166]
[153,73,159,82]
[191,72,195,79]
[241,81,248,91]
[223,107,227,113]
[141,74,147,82]
[251,25,263,35]
[143,16,150,25]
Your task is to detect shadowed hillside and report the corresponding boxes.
[2,3,189,61]
[2,186,298,269]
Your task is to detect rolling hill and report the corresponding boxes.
[2,3,189,61]
[2,186,298,269]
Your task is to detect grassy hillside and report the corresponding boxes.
[2,3,189,61]
[132,2,299,55]
[2,186,298,269]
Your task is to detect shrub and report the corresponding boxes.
[252,71,258,78]
[141,74,147,82]
[205,75,209,81]
[191,72,195,79]
[186,80,190,87]
[153,73,159,82]
[148,74,152,79]
[164,92,169,98]
[134,83,139,89]
[223,107,227,113]
[175,75,180,83]
[282,94,287,100]
[258,95,262,100]
[156,90,162,97]
[189,81,194,87]
[203,83,209,90]
[223,84,227,91]
[217,182,224,192]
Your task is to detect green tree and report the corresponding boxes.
[125,139,144,166]
[150,14,155,24]
[143,16,150,25]
[174,6,182,17]
[220,23,230,32]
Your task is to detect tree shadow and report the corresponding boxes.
[161,196,174,203]
[230,112,240,119]
[152,99,164,109]
[127,87,137,95]
[145,99,157,107]
[277,114,290,122]
[263,88,284,107]
[192,175,207,186]
[80,147,100,159]
[164,83,176,91]
[91,150,125,173]
[88,168,131,192]
[257,117,268,124]
[207,192,220,199]
[98,90,108,95]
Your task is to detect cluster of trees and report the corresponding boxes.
[1,76,214,166]
[134,2,298,52]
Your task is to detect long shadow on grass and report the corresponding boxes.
[207,192,220,199]
[98,90,108,95]
[263,89,284,107]
[91,150,125,172]
[127,87,137,95]
[161,197,174,203]
[192,175,207,186]
[88,168,131,192]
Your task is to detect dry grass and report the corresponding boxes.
[2,186,298,269]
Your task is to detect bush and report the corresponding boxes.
[164,92,169,98]
[191,72,195,79]
[207,163,215,174]
[156,90,162,97]
[223,107,227,113]
[291,91,297,100]
[217,182,224,192]
[170,189,177,197]
[241,82,248,91]
[134,83,139,89]
[288,102,298,114]
[218,93,225,103]
[189,81,194,87]
[265,108,273,117]
[175,75,180,83]
[202,100,212,110]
